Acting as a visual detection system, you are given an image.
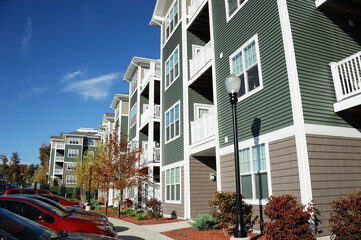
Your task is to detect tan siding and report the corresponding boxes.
[308,134,361,235]
[220,153,236,191]
[122,101,129,115]
[162,167,184,218]
[189,156,217,217]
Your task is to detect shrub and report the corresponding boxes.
[209,191,255,236]
[190,214,217,231]
[49,186,59,195]
[58,184,66,196]
[329,190,361,240]
[90,199,99,209]
[135,211,148,221]
[110,206,119,210]
[122,198,134,209]
[262,194,321,240]
[146,198,162,220]
[53,178,59,186]
[72,187,80,199]
[122,208,136,216]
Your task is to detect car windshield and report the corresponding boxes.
[28,198,69,217]
[0,208,60,240]
[30,196,72,212]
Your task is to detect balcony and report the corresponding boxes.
[141,105,161,127]
[330,51,361,112]
[188,0,207,22]
[191,110,215,144]
[141,68,161,92]
[54,169,63,174]
[56,143,65,149]
[189,41,212,80]
[140,148,160,166]
[55,156,64,162]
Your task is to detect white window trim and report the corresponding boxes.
[225,0,249,22]
[193,103,213,121]
[192,45,203,59]
[165,166,182,204]
[69,137,80,145]
[239,142,271,205]
[67,149,79,158]
[164,101,181,144]
[67,162,76,171]
[130,103,137,128]
[164,45,180,91]
[163,0,180,45]
[66,175,77,184]
[229,34,263,102]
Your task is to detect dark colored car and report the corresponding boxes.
[39,194,84,209]
[21,194,107,221]
[0,196,117,237]
[4,188,52,195]
[0,208,117,240]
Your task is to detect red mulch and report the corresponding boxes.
[105,213,185,225]
[162,227,266,240]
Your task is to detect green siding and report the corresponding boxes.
[140,95,149,115]
[162,24,184,166]
[287,0,361,127]
[50,149,55,175]
[212,0,293,149]
[121,116,128,135]
[139,131,148,148]
[64,145,82,162]
[129,93,137,141]
[187,31,206,79]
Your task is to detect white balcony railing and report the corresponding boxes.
[141,65,161,91]
[330,51,361,102]
[140,148,160,165]
[54,169,63,174]
[141,105,161,126]
[191,111,215,144]
[56,143,65,149]
[188,0,207,21]
[55,156,64,162]
[189,41,212,79]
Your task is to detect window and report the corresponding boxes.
[226,0,248,18]
[69,137,80,144]
[128,188,134,199]
[194,104,213,120]
[239,143,269,200]
[66,175,77,184]
[165,47,179,89]
[165,102,180,143]
[230,35,262,100]
[131,70,138,95]
[67,162,77,171]
[68,149,79,158]
[165,0,179,40]
[130,103,137,127]
[87,138,95,146]
[166,167,181,202]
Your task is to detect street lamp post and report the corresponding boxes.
[225,74,249,239]
[88,165,92,206]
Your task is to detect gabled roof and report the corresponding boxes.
[110,93,129,109]
[150,0,167,26]
[123,57,160,83]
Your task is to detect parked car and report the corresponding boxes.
[39,194,85,209]
[3,188,52,195]
[0,196,117,237]
[0,208,118,240]
[21,194,108,220]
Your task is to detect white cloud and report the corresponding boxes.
[21,18,32,53]
[63,71,84,81]
[17,86,48,102]
[62,72,120,100]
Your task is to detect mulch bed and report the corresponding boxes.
[162,227,266,240]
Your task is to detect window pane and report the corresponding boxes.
[255,173,269,199]
[176,184,180,201]
[175,120,179,136]
[166,186,170,200]
[166,112,170,126]
[171,124,175,138]
[166,127,170,141]
[166,170,170,184]
[238,74,246,96]
[175,167,180,184]
[252,144,266,171]
[170,108,174,123]
[232,52,243,76]
[241,175,253,199]
[174,49,178,63]
[228,0,238,14]
[171,185,175,200]
[175,63,179,78]
[166,61,169,74]
[171,168,175,184]
[239,148,250,173]
[247,65,260,92]
[245,41,257,68]
[175,104,179,120]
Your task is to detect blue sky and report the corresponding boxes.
[0,0,160,165]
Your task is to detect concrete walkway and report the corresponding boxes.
[108,217,192,240]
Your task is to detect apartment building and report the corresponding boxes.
[123,57,162,207]
[49,128,101,187]
[151,0,361,236]
[99,113,115,141]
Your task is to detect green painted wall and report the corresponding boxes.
[162,24,184,166]
[140,94,149,115]
[50,149,55,175]
[187,31,206,79]
[212,0,293,149]
[64,145,82,162]
[129,92,138,141]
[121,116,128,135]
[288,0,361,127]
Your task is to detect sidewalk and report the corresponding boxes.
[108,217,192,240]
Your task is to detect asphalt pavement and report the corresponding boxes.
[108,217,192,240]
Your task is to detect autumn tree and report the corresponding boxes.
[9,152,21,183]
[0,155,10,182]
[33,143,50,184]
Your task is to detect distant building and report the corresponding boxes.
[48,128,101,187]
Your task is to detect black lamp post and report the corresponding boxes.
[225,74,249,239]
[88,164,93,209]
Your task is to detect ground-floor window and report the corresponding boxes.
[66,175,77,184]
[166,167,181,202]
[239,143,269,200]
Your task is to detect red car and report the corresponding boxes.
[3,188,52,195]
[0,196,117,237]
[39,194,85,209]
